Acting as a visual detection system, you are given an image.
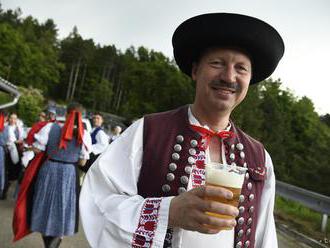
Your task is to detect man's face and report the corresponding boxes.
[48,112,56,121]
[93,115,103,127]
[39,113,46,121]
[114,126,122,135]
[9,114,17,125]
[192,47,252,114]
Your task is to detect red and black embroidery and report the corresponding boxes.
[132,198,162,248]
[191,148,206,188]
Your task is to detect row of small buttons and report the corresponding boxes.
[162,135,199,195]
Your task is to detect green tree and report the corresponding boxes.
[15,86,45,126]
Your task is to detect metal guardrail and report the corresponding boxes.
[0,77,21,109]
[276,180,330,232]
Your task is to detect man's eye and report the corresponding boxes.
[237,65,250,73]
[210,61,224,67]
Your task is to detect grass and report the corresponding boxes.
[275,195,330,242]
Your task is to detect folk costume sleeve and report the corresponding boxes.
[6,125,20,164]
[32,123,53,151]
[80,131,92,160]
[255,150,278,247]
[91,129,109,155]
[80,118,172,248]
[6,125,18,144]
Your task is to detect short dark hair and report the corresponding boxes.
[9,112,17,117]
[93,112,103,118]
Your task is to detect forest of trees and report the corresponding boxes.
[0,7,329,196]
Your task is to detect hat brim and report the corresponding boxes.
[172,13,284,84]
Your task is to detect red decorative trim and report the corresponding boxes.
[191,149,206,188]
[132,198,162,248]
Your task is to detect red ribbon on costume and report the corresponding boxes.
[25,121,49,146]
[58,110,84,149]
[0,113,5,132]
[190,124,235,149]
[13,152,47,241]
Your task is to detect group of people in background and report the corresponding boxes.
[0,108,59,200]
[1,103,123,247]
[0,106,123,201]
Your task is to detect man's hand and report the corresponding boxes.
[31,146,41,154]
[168,185,239,234]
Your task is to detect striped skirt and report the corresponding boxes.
[30,160,78,237]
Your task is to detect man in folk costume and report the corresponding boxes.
[80,13,284,248]
[82,112,109,172]
[13,102,91,248]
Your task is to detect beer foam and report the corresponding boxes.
[205,163,246,188]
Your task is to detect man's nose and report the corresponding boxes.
[219,65,236,83]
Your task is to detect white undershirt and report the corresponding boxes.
[91,127,109,155]
[181,108,234,247]
[80,108,278,248]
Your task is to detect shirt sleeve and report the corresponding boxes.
[91,129,109,155]
[80,118,172,248]
[255,150,278,248]
[17,125,24,140]
[80,131,92,160]
[6,126,17,145]
[32,123,53,151]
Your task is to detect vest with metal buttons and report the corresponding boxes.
[138,105,266,248]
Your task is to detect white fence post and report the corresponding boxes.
[321,214,328,233]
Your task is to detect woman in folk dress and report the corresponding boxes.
[30,102,91,248]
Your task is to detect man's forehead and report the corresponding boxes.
[202,47,252,62]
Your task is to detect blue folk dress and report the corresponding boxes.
[30,123,82,237]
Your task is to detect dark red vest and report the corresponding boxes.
[137,105,266,248]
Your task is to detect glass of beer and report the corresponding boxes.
[204,162,247,230]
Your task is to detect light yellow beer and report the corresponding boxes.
[204,163,246,230]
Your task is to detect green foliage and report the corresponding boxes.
[275,196,330,239]
[0,8,63,94]
[15,86,45,126]
[118,47,194,118]
[233,79,330,196]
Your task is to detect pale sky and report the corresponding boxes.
[2,0,330,114]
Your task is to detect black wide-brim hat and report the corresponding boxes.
[172,13,285,84]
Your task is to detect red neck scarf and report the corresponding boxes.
[0,113,5,132]
[190,124,235,149]
[59,110,84,149]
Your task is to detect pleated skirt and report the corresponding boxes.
[30,160,77,237]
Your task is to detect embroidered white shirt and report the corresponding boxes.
[80,109,278,248]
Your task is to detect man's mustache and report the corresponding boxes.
[209,80,240,91]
